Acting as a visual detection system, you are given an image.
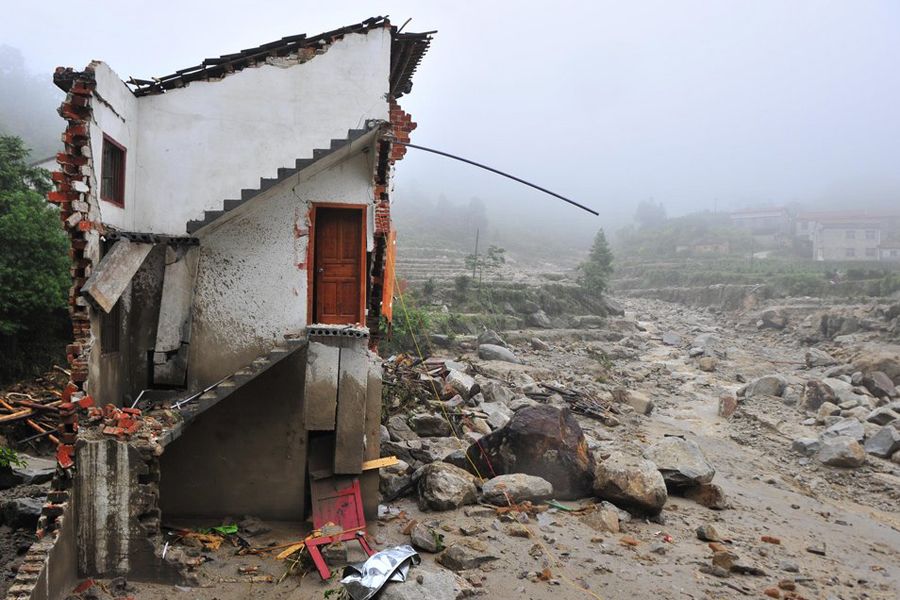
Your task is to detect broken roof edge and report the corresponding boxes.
[120,16,433,99]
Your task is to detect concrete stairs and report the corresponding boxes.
[185,128,370,235]
[157,340,305,447]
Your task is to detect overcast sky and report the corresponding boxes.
[4,1,900,237]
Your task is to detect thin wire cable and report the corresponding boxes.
[392,141,599,216]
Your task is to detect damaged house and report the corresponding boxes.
[9,16,432,599]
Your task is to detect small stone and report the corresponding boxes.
[698,357,717,372]
[437,542,500,571]
[863,425,900,458]
[791,437,820,456]
[821,418,865,442]
[696,524,721,542]
[806,543,826,556]
[683,483,729,509]
[480,473,553,504]
[410,523,444,553]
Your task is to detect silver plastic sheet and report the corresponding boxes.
[340,544,421,600]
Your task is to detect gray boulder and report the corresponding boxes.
[527,310,552,329]
[593,452,667,515]
[613,388,654,416]
[791,438,821,456]
[817,436,865,467]
[479,379,514,405]
[379,566,473,600]
[662,332,682,346]
[804,379,837,411]
[821,418,865,442]
[446,369,479,400]
[759,309,787,329]
[480,473,553,504]
[387,415,419,442]
[743,375,786,398]
[415,463,478,511]
[816,401,841,424]
[477,329,507,348]
[601,295,625,316]
[477,401,513,430]
[409,413,452,438]
[864,425,900,458]
[1,497,43,530]
[477,344,520,364]
[410,522,444,553]
[862,371,895,398]
[437,541,500,571]
[866,406,900,426]
[643,437,715,489]
[806,348,838,368]
[380,459,412,501]
[531,337,551,351]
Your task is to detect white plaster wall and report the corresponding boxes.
[188,151,375,387]
[89,62,140,231]
[133,29,391,235]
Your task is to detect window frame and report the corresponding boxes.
[100,134,127,207]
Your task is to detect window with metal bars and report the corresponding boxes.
[100,134,126,206]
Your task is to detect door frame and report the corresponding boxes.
[306,202,368,326]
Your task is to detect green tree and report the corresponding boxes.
[0,135,70,381]
[578,228,614,294]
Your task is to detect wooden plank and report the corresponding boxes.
[303,342,340,431]
[81,240,154,313]
[361,456,397,471]
[333,344,368,474]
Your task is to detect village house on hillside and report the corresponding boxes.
[9,17,433,598]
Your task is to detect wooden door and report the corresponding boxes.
[313,207,364,324]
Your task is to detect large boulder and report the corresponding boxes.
[643,437,715,489]
[457,405,594,499]
[743,375,786,398]
[477,344,520,364]
[864,425,900,458]
[480,473,553,504]
[1,497,43,530]
[414,463,478,511]
[816,436,865,468]
[593,452,667,515]
[387,415,420,442]
[853,352,900,382]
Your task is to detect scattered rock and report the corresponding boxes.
[410,522,444,553]
[682,482,729,509]
[600,295,625,316]
[409,413,452,438]
[803,379,836,411]
[815,402,841,424]
[864,425,900,458]
[805,348,838,368]
[237,515,271,536]
[661,332,682,346]
[581,506,620,533]
[593,451,667,515]
[861,371,895,398]
[612,388,654,416]
[743,375,786,398]
[387,414,420,442]
[816,436,866,468]
[437,540,500,571]
[477,344,521,364]
[643,437,715,489]
[527,310,552,329]
[1,497,42,530]
[759,309,787,329]
[378,566,473,600]
[791,438,821,457]
[698,357,717,372]
[718,395,738,418]
[380,459,412,501]
[479,379,515,404]
[696,524,721,542]
[531,337,550,351]
[477,329,507,348]
[446,370,479,400]
[415,463,478,511]
[477,401,513,430]
[821,418,865,442]
[480,473,553,504]
[460,405,595,499]
[866,406,900,426]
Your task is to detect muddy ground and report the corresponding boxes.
[76,295,900,599]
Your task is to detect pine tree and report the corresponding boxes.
[578,228,614,294]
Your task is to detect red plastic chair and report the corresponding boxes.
[307,477,374,580]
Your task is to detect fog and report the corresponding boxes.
[3,1,899,254]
